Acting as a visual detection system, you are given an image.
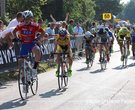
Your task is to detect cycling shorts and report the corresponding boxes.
[20,43,35,56]
[119,35,130,41]
[56,45,72,57]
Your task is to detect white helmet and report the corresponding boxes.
[116,24,121,29]
[85,31,92,38]
[90,28,96,34]
[23,10,33,19]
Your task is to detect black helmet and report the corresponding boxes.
[98,28,106,34]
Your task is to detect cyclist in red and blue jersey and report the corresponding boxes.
[13,10,47,74]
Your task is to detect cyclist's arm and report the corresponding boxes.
[12,26,19,39]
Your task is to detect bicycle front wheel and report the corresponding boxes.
[18,67,28,100]
[58,64,64,90]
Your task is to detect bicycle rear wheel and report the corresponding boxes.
[18,67,28,100]
[122,47,128,67]
[58,64,64,90]
[86,48,93,68]
[100,51,107,70]
[31,73,38,95]
[89,52,95,68]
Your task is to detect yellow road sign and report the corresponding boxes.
[102,13,112,20]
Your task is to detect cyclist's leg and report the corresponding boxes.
[104,43,110,62]
[19,44,30,83]
[126,37,131,56]
[32,44,41,69]
[99,44,103,62]
[85,45,89,63]
[67,48,73,77]
[55,45,62,76]
[118,36,124,61]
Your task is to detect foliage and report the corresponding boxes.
[0,14,11,25]
[119,0,135,23]
[64,0,95,23]
[6,0,47,21]
[94,0,123,20]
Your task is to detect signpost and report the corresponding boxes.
[102,13,112,21]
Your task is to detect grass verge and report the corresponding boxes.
[0,62,56,86]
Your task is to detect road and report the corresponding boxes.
[0,42,135,110]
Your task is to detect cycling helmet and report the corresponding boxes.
[105,27,109,32]
[58,29,67,37]
[98,28,106,34]
[85,31,92,38]
[116,24,121,29]
[121,27,129,33]
[23,10,33,19]
[90,28,96,34]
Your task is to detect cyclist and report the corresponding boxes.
[84,31,96,64]
[54,29,73,77]
[114,24,121,42]
[131,25,135,60]
[105,27,114,53]
[117,27,131,61]
[12,10,47,76]
[97,28,110,62]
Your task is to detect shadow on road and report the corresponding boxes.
[39,89,63,98]
[0,83,13,90]
[0,98,26,110]
[113,63,135,70]
[76,67,90,71]
[90,69,105,74]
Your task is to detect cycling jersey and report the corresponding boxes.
[55,35,70,46]
[84,35,95,48]
[97,33,110,43]
[118,27,130,40]
[14,22,44,44]
[55,34,71,53]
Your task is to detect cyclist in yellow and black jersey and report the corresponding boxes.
[54,29,73,77]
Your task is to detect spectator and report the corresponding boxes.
[68,19,74,35]
[0,20,4,45]
[46,22,56,38]
[73,22,84,54]
[0,20,4,32]
[73,22,84,35]
[6,12,24,29]
[55,22,61,34]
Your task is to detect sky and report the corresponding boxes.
[120,0,130,4]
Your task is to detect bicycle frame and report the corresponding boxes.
[18,55,38,100]
[56,52,69,90]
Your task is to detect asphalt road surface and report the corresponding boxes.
[0,42,135,110]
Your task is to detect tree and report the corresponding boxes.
[41,0,95,25]
[120,0,135,23]
[6,0,47,20]
[94,0,123,20]
[64,0,95,23]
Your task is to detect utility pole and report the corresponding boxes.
[0,0,5,17]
